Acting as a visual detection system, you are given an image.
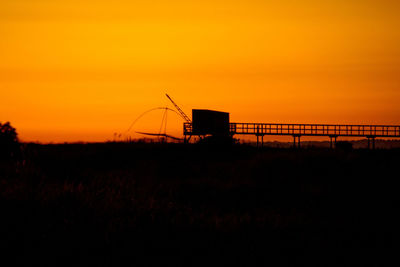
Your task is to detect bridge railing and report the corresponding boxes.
[184,122,400,137]
[230,123,400,137]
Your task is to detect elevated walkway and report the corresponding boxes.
[184,122,400,148]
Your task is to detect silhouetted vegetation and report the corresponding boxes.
[0,122,20,159]
[335,141,353,151]
[1,142,398,265]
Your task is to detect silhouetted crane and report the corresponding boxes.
[166,94,191,123]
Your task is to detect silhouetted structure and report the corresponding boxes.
[183,109,231,144]
[184,120,400,148]
[192,109,230,136]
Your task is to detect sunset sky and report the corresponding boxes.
[1,0,400,142]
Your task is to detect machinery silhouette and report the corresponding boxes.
[126,94,400,148]
[124,94,191,142]
[166,94,191,123]
[124,106,182,142]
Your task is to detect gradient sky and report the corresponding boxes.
[1,0,400,142]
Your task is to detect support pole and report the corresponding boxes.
[367,136,376,149]
[256,126,260,148]
[293,135,301,149]
[329,136,337,149]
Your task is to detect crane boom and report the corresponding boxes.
[165,94,191,123]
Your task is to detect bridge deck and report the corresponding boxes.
[184,122,400,138]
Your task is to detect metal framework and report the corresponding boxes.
[166,94,191,123]
[184,122,400,148]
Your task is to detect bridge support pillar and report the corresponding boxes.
[256,125,264,148]
[329,136,337,149]
[293,135,301,148]
[367,136,376,149]
[256,135,264,148]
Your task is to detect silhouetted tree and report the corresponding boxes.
[0,121,20,159]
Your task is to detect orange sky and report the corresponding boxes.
[1,0,400,142]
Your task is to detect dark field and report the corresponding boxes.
[1,143,399,266]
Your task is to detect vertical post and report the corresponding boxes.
[367,136,376,149]
[261,135,264,148]
[293,135,301,148]
[330,136,333,149]
[256,125,259,148]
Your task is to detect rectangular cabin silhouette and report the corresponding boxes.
[192,109,230,136]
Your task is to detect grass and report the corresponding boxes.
[1,142,398,266]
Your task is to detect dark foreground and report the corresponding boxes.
[1,143,399,266]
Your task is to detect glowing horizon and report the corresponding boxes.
[1,0,400,143]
